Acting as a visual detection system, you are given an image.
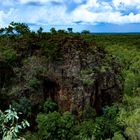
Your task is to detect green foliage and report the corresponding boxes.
[118,95,140,140]
[28,77,40,89]
[67,28,73,33]
[43,43,60,61]
[0,28,5,35]
[37,27,43,34]
[81,68,95,86]
[7,22,30,35]
[43,98,58,113]
[23,56,48,77]
[106,39,140,139]
[36,111,75,140]
[72,120,95,140]
[82,105,96,119]
[123,70,140,95]
[1,22,140,140]
[0,106,29,140]
[12,97,31,116]
[58,112,76,139]
[0,46,16,63]
[112,132,125,140]
[23,132,39,140]
[81,30,90,34]
[90,105,122,139]
[36,112,61,139]
[57,29,66,34]
[50,27,56,34]
[102,105,121,136]
[107,45,140,96]
[35,105,121,140]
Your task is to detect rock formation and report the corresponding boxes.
[38,36,122,114]
[0,35,122,115]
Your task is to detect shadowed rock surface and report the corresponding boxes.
[0,60,14,89]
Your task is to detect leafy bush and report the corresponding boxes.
[80,68,95,86]
[118,95,140,140]
[43,98,58,113]
[106,38,140,140]
[36,111,75,140]
[112,132,125,140]
[0,106,29,140]
[23,132,39,140]
[72,120,96,140]
[92,105,122,139]
[28,77,40,89]
[123,71,140,95]
[12,97,32,117]
[82,105,96,119]
[0,47,16,63]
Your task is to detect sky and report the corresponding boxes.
[0,0,140,32]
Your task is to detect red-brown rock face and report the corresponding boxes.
[40,36,122,114]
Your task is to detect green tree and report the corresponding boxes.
[10,22,30,35]
[50,27,56,34]
[37,27,43,34]
[0,22,30,37]
[67,28,73,33]
[72,120,96,140]
[0,28,5,35]
[118,95,140,140]
[43,98,58,113]
[36,111,75,140]
[81,30,90,34]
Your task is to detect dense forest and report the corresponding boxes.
[0,22,140,140]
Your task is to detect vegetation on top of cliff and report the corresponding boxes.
[0,22,140,140]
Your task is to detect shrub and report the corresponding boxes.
[0,106,29,140]
[72,120,96,140]
[0,47,16,64]
[112,132,125,140]
[118,95,140,140]
[28,77,40,89]
[43,98,58,113]
[12,97,32,117]
[36,111,75,140]
[82,105,96,119]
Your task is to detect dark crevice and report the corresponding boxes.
[43,77,60,101]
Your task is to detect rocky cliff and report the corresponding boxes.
[0,34,122,116]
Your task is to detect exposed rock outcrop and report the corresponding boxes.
[1,35,122,115]
[39,36,122,114]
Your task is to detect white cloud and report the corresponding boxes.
[18,0,64,4]
[104,12,140,24]
[71,0,140,24]
[0,9,16,27]
[113,0,140,8]
[0,0,65,5]
[0,11,5,27]
[72,0,86,4]
[0,0,140,28]
[82,0,99,8]
[0,2,72,27]
[0,0,15,6]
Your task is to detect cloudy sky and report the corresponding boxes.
[0,0,140,32]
